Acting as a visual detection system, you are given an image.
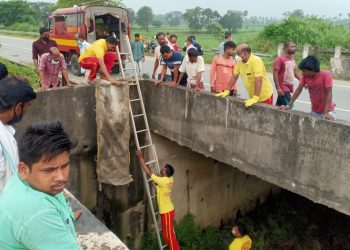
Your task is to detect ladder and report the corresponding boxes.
[116,35,166,250]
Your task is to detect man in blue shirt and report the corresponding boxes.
[131,33,145,77]
[157,45,187,86]
[0,120,81,250]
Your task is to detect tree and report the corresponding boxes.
[283,9,305,19]
[136,6,153,31]
[164,11,182,27]
[200,8,221,29]
[206,23,224,41]
[152,20,162,28]
[127,8,135,24]
[219,10,246,33]
[29,2,55,26]
[183,7,204,31]
[56,0,124,8]
[0,0,35,26]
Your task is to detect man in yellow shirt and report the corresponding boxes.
[79,36,118,84]
[136,150,180,250]
[217,44,273,107]
[229,223,252,250]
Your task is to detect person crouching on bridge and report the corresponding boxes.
[136,150,180,250]
[217,44,273,107]
[0,121,82,250]
[79,36,118,85]
[229,223,252,250]
[39,47,73,91]
[281,55,336,120]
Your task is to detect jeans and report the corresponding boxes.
[135,60,143,76]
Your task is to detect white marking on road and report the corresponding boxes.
[296,100,350,112]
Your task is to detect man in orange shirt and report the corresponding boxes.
[210,41,237,95]
[136,150,180,250]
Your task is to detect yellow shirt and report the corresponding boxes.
[229,235,252,250]
[234,54,273,102]
[151,174,175,214]
[79,39,107,61]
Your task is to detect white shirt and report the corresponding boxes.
[179,56,205,86]
[154,44,173,76]
[0,121,19,192]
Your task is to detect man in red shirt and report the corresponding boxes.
[283,55,336,120]
[273,41,300,106]
[32,27,58,74]
[169,34,179,52]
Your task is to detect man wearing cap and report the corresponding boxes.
[0,77,36,192]
[32,27,58,74]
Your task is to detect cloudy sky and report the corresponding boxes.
[123,0,349,18]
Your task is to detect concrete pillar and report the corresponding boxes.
[330,46,344,75]
[303,44,311,58]
[277,43,283,57]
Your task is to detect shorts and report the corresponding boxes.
[276,92,292,106]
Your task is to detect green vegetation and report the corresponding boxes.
[0,58,39,89]
[140,191,350,250]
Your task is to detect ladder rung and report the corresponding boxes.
[129,83,138,86]
[119,52,132,55]
[140,144,151,149]
[136,128,149,133]
[162,245,167,249]
[151,194,156,199]
[133,113,144,118]
[123,67,134,71]
[146,159,157,165]
[130,98,141,102]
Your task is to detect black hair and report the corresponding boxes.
[284,40,295,49]
[0,63,8,80]
[170,34,177,39]
[165,164,174,177]
[0,77,36,112]
[187,48,199,57]
[241,46,252,54]
[236,222,248,236]
[39,27,50,34]
[135,33,140,37]
[190,35,196,40]
[187,36,193,43]
[18,120,73,168]
[156,32,165,39]
[106,36,117,45]
[160,45,172,54]
[299,55,320,72]
[224,41,237,51]
[224,31,231,39]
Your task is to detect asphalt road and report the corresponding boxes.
[1,34,349,121]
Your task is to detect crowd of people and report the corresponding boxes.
[0,25,338,250]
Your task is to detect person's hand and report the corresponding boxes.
[279,105,291,110]
[216,90,230,97]
[277,88,285,96]
[155,80,163,85]
[232,90,238,97]
[135,150,143,158]
[210,86,215,93]
[323,113,335,121]
[244,95,260,107]
[73,210,83,221]
[109,78,118,85]
[151,74,156,80]
[67,81,77,88]
[169,81,178,87]
[142,57,145,62]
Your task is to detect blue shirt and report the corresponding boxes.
[161,51,184,72]
[131,40,145,61]
[0,174,81,250]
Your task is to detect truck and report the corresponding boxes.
[47,5,130,76]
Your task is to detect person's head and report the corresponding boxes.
[299,55,320,78]
[0,63,8,80]
[224,31,232,41]
[236,44,252,63]
[77,33,85,42]
[284,41,297,55]
[39,27,50,42]
[135,33,141,42]
[232,223,248,238]
[0,77,36,125]
[186,36,193,46]
[106,36,117,51]
[169,34,177,44]
[18,120,73,196]
[160,45,173,59]
[224,41,237,57]
[156,32,166,46]
[160,164,174,177]
[187,48,199,63]
[166,32,170,38]
[49,47,61,63]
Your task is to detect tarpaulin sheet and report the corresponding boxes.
[95,81,132,185]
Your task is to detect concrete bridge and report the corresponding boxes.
[15,81,350,248]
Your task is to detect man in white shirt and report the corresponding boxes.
[152,32,172,82]
[176,48,205,90]
[0,77,36,191]
[218,32,233,56]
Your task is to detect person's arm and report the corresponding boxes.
[141,43,145,61]
[273,69,284,96]
[175,72,185,86]
[97,58,117,84]
[32,43,39,73]
[156,64,167,85]
[196,72,203,85]
[61,70,73,87]
[38,70,45,90]
[135,150,153,177]
[171,64,180,84]
[152,58,159,80]
[210,57,217,92]
[294,67,301,80]
[282,83,304,110]
[323,88,334,120]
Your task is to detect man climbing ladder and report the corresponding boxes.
[136,150,180,250]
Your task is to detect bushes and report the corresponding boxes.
[5,22,39,33]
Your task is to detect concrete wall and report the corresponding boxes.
[140,80,350,216]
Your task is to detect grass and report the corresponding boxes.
[0,57,39,89]
[0,30,37,40]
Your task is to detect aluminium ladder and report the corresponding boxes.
[116,34,166,250]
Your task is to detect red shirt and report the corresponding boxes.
[32,39,58,60]
[273,55,296,93]
[300,70,336,113]
[39,53,67,88]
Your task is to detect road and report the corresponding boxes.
[0,34,349,121]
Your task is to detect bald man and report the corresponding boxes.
[217,44,273,107]
[39,47,72,91]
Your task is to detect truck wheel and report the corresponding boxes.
[70,54,82,76]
